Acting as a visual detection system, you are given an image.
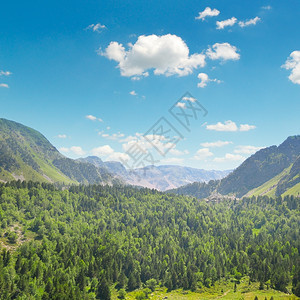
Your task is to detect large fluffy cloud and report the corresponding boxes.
[282,51,300,85]
[101,34,206,77]
[206,43,240,61]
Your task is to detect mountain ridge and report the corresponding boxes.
[79,156,231,191]
[169,135,300,198]
[0,118,116,185]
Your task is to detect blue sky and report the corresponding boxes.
[0,0,299,170]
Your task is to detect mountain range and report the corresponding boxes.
[0,118,230,189]
[169,135,300,198]
[78,156,231,191]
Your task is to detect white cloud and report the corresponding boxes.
[176,102,186,109]
[201,141,232,148]
[206,120,256,132]
[234,145,263,154]
[131,72,149,81]
[70,146,85,156]
[182,96,196,102]
[206,43,240,61]
[0,71,12,76]
[282,51,300,85]
[101,132,125,140]
[216,17,237,30]
[121,133,178,159]
[197,72,221,88]
[160,157,184,164]
[0,83,9,88]
[195,7,220,20]
[101,34,206,77]
[86,114,103,122]
[57,134,67,139]
[262,5,272,10]
[239,17,261,28]
[130,90,137,96]
[194,148,213,160]
[86,23,106,32]
[107,152,130,162]
[59,147,69,153]
[169,148,189,156]
[214,153,245,163]
[239,124,256,131]
[206,120,238,131]
[60,146,85,156]
[91,145,114,156]
[91,145,129,162]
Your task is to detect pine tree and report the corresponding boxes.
[97,278,111,300]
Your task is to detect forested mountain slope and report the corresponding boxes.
[170,135,300,198]
[0,118,115,184]
[0,182,299,299]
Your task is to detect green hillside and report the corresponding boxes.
[246,156,300,197]
[0,118,115,185]
[169,136,300,198]
[0,182,299,299]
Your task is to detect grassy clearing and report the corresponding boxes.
[0,223,36,251]
[246,166,292,197]
[283,181,300,197]
[112,278,299,300]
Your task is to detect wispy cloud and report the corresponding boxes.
[0,70,12,76]
[201,141,232,148]
[234,145,264,154]
[195,7,220,21]
[216,17,237,30]
[57,134,67,139]
[214,153,245,163]
[130,90,137,96]
[262,5,272,10]
[59,146,85,156]
[91,145,129,162]
[0,83,9,88]
[239,17,261,28]
[182,96,196,102]
[193,148,213,160]
[206,120,256,132]
[239,124,256,131]
[86,114,103,122]
[100,132,125,140]
[86,23,106,32]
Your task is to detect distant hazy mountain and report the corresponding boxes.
[0,118,116,184]
[79,156,231,191]
[169,135,300,198]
